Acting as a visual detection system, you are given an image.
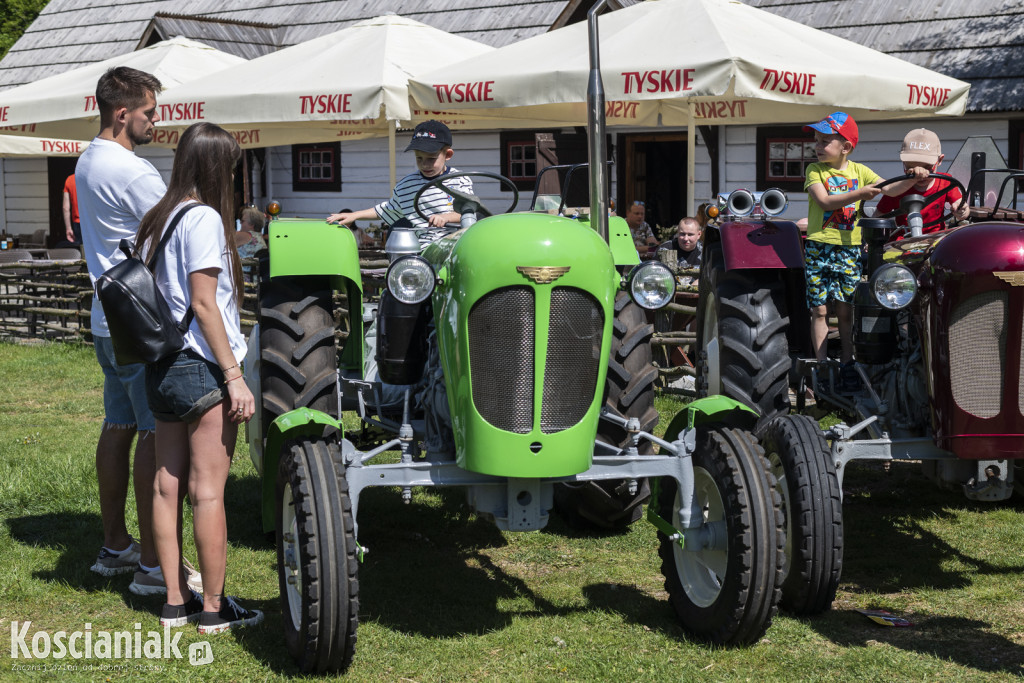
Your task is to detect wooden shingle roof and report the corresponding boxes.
[0,0,576,90]
[746,0,1024,113]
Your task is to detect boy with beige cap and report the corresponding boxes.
[875,128,969,232]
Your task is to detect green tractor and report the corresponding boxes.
[241,8,783,674]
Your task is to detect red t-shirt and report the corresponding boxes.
[63,174,79,223]
[875,175,962,234]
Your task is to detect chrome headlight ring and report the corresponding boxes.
[386,255,436,305]
[627,260,676,310]
[871,263,917,310]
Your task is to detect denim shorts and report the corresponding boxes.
[94,335,155,432]
[804,241,862,308]
[145,349,227,423]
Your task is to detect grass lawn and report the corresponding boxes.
[1,340,1022,681]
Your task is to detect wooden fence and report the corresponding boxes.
[0,256,699,397]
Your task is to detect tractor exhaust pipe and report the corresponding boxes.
[587,0,610,241]
[759,188,789,217]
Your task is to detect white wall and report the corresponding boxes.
[265,131,520,221]
[0,118,1014,238]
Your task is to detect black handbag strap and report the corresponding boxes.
[148,202,203,271]
[147,202,204,332]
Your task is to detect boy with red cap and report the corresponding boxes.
[875,128,969,232]
[802,111,881,393]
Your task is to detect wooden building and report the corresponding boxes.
[0,0,1022,244]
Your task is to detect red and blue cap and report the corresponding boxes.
[803,111,858,149]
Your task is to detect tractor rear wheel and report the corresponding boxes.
[258,276,338,432]
[277,436,359,673]
[696,242,790,435]
[761,414,843,615]
[555,292,659,529]
[657,426,784,646]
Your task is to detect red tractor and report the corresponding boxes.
[695,136,1024,615]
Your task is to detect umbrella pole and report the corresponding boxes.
[687,102,696,217]
[242,150,251,205]
[389,120,397,190]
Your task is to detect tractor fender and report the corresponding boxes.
[715,219,804,270]
[267,218,363,284]
[260,407,344,533]
[606,215,642,267]
[265,218,365,375]
[663,395,759,441]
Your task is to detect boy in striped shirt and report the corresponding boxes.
[327,120,473,245]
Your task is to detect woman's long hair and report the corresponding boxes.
[137,122,243,305]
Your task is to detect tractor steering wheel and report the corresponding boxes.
[872,172,968,233]
[413,171,519,224]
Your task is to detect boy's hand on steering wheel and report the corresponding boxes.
[906,166,931,182]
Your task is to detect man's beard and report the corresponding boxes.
[128,125,153,147]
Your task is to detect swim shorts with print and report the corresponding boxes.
[804,240,862,308]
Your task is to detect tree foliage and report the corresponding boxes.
[0,0,50,62]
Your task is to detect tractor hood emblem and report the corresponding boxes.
[995,271,1024,286]
[517,266,570,284]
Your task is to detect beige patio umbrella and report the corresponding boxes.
[157,14,514,185]
[408,0,971,213]
[0,135,89,157]
[0,36,246,143]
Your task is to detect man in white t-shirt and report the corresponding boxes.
[76,67,200,595]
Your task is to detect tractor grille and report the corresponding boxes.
[949,291,1005,418]
[1020,311,1024,417]
[469,286,534,433]
[541,288,603,433]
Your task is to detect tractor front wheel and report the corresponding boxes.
[555,292,659,528]
[277,437,359,673]
[761,414,843,615]
[657,426,783,646]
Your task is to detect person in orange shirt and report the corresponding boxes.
[63,174,81,245]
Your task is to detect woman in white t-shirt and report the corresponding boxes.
[136,122,262,634]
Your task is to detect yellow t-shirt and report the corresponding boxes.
[804,161,881,246]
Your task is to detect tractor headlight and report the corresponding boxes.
[871,264,917,310]
[386,255,435,304]
[628,261,676,309]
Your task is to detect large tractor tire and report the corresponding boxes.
[259,276,339,431]
[555,292,659,529]
[657,426,784,646]
[696,242,791,435]
[277,437,359,673]
[761,414,843,615]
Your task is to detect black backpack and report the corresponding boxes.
[96,203,201,366]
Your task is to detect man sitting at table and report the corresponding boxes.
[656,216,702,284]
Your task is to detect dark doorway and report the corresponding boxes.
[617,133,687,236]
[47,157,79,248]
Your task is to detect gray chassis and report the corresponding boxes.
[332,380,707,552]
[795,358,1015,502]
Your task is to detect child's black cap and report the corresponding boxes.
[405,120,452,153]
